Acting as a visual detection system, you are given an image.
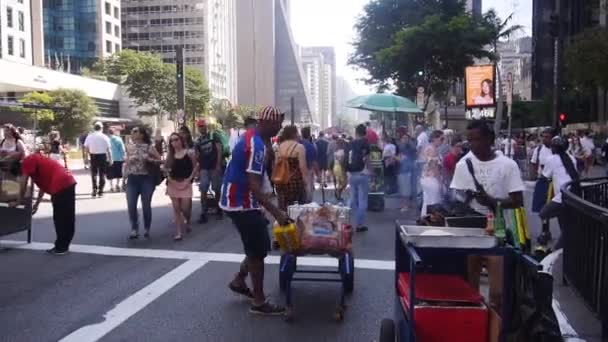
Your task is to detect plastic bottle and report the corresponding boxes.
[493,202,506,245]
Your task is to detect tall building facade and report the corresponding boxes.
[466,0,482,16]
[43,0,121,73]
[237,0,313,125]
[0,0,33,65]
[301,47,335,129]
[532,0,607,121]
[121,0,237,102]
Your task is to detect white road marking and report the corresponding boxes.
[0,240,395,271]
[59,259,207,342]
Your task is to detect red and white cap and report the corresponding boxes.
[257,106,283,122]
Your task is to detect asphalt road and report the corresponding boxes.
[1,166,603,341]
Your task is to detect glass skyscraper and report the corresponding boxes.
[43,0,121,73]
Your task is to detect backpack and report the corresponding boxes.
[272,142,298,185]
[212,129,231,158]
[345,140,368,173]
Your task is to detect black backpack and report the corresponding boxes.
[345,140,368,173]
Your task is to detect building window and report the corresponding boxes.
[7,36,14,55]
[18,11,24,31]
[19,39,25,58]
[114,25,120,37]
[115,44,120,53]
[106,40,112,53]
[114,6,119,19]
[105,2,111,15]
[7,7,13,28]
[105,21,111,34]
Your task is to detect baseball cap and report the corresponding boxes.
[196,119,207,127]
[257,106,283,122]
[94,121,103,129]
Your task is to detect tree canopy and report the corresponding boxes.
[20,89,96,140]
[565,28,608,92]
[350,0,495,105]
[94,50,210,123]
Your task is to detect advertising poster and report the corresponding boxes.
[465,65,495,108]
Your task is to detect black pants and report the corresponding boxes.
[90,154,107,192]
[51,184,76,251]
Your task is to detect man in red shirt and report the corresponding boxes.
[11,153,77,255]
[365,122,379,145]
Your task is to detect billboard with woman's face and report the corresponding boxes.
[465,65,495,108]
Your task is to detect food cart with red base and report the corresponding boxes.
[380,221,551,342]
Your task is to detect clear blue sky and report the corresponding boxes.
[291,0,532,94]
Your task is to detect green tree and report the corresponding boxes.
[210,98,242,129]
[482,10,524,132]
[96,50,210,124]
[18,92,55,133]
[565,27,608,117]
[350,0,493,110]
[48,89,97,141]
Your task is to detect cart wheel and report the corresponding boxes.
[339,253,355,294]
[379,319,396,342]
[333,306,345,322]
[284,306,294,323]
[279,254,296,292]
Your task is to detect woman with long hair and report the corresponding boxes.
[165,132,198,240]
[0,124,26,162]
[473,79,494,105]
[123,126,162,239]
[178,125,194,149]
[419,130,445,217]
[275,125,308,211]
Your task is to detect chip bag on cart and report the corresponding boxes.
[274,203,352,256]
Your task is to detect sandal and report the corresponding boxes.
[173,234,183,241]
[228,282,254,299]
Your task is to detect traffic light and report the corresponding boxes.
[176,46,185,112]
[559,112,567,126]
[549,14,559,37]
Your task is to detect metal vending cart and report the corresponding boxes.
[380,221,546,342]
[0,160,33,243]
[368,145,384,211]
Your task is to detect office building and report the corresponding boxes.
[532,0,607,121]
[467,0,482,16]
[121,0,237,103]
[301,47,335,129]
[42,0,121,73]
[237,0,313,125]
[497,37,532,100]
[0,0,33,65]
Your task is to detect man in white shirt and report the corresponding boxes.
[413,125,429,201]
[84,122,111,197]
[450,120,524,314]
[539,136,578,251]
[530,129,556,243]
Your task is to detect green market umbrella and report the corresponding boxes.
[345,93,422,114]
[345,93,422,135]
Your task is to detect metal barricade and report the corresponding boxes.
[562,177,608,338]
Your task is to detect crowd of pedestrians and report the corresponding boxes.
[3,106,608,317]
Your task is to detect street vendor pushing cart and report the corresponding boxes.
[220,105,289,316]
[9,152,76,255]
[449,119,525,313]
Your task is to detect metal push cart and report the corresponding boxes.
[278,204,355,322]
[0,161,33,243]
[381,221,544,342]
